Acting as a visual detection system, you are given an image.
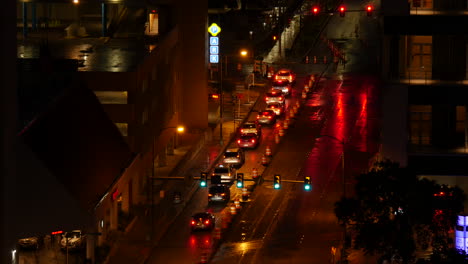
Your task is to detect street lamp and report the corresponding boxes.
[149,125,184,240]
[317,134,348,263]
[240,48,255,103]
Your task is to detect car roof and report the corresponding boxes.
[193,212,212,218]
[226,148,241,153]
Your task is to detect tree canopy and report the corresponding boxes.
[335,160,466,263]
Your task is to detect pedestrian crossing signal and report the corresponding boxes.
[273,174,281,189]
[304,176,311,191]
[200,172,208,187]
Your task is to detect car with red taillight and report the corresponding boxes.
[272,80,292,96]
[239,121,261,137]
[257,110,277,125]
[265,90,285,105]
[237,133,260,149]
[191,212,215,231]
[266,102,285,116]
[208,184,231,203]
[274,69,296,83]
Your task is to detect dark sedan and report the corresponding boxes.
[257,110,277,125]
[190,212,215,231]
[237,133,260,149]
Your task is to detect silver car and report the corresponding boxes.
[265,91,285,105]
[222,148,245,168]
[272,80,292,96]
[212,164,236,183]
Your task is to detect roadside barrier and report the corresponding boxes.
[265,145,272,156]
[200,252,208,264]
[230,205,237,215]
[261,155,269,166]
[234,199,241,209]
[275,133,280,144]
[279,128,285,137]
[242,188,249,201]
[313,56,317,64]
[283,119,289,129]
[302,90,307,99]
[252,168,258,178]
[214,228,221,239]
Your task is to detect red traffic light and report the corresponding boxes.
[51,230,63,235]
[366,5,373,16]
[312,6,319,15]
[339,6,345,17]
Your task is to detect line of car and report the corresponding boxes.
[191,68,296,232]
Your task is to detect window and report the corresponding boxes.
[142,108,148,124]
[142,79,148,93]
[409,105,432,145]
[94,91,127,104]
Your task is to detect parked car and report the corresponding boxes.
[257,110,277,125]
[265,90,285,105]
[212,164,236,183]
[240,121,261,137]
[17,236,41,250]
[271,80,292,96]
[191,212,215,231]
[60,230,84,251]
[222,148,245,168]
[266,102,285,116]
[237,133,260,149]
[208,184,231,203]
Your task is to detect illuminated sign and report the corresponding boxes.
[208,23,221,36]
[456,215,468,253]
[208,23,221,64]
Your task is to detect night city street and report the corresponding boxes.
[3,0,468,263]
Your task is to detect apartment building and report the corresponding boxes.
[380,0,468,186]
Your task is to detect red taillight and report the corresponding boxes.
[257,115,260,119]
[221,193,225,196]
[279,97,284,100]
[208,194,213,197]
[191,220,196,225]
[241,129,244,133]
[205,220,210,225]
[268,116,272,119]
[237,139,241,143]
[251,139,256,143]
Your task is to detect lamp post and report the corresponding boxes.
[240,48,254,103]
[149,125,184,240]
[317,134,348,263]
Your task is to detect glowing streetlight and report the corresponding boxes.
[240,49,248,57]
[73,0,79,4]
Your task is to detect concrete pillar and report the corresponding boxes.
[465,106,468,152]
[23,2,28,38]
[432,104,457,148]
[1,0,18,262]
[32,3,37,31]
[86,234,95,264]
[101,3,107,37]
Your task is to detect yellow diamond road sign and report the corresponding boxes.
[208,23,221,36]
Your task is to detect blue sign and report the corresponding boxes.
[210,37,219,46]
[210,55,219,63]
[210,46,219,54]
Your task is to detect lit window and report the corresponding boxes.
[115,123,128,137]
[94,91,127,104]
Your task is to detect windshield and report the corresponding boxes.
[209,186,227,193]
[243,124,256,129]
[224,152,238,157]
[214,168,229,173]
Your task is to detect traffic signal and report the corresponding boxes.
[312,6,319,16]
[236,173,244,188]
[273,174,281,189]
[209,93,219,100]
[304,176,311,191]
[366,5,373,16]
[200,172,208,187]
[339,6,345,17]
[273,35,278,41]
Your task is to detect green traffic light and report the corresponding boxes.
[237,182,243,188]
[304,184,311,191]
[200,181,207,187]
[274,183,281,189]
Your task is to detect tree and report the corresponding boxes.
[335,160,466,262]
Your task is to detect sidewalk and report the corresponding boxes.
[103,76,268,264]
